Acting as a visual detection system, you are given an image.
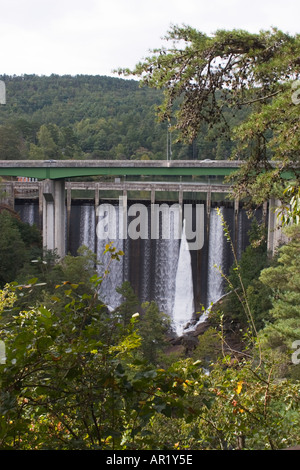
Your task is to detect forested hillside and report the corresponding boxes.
[0,74,245,161]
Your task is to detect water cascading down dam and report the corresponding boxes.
[2,159,285,336]
[14,194,261,336]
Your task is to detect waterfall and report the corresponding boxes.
[76,202,195,335]
[140,236,151,303]
[96,204,125,311]
[207,207,225,308]
[172,219,195,336]
[15,198,256,339]
[154,205,180,318]
[19,203,35,226]
[79,204,96,252]
[15,197,255,337]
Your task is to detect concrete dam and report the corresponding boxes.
[0,160,287,335]
[3,179,271,336]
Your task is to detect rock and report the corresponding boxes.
[192,319,210,337]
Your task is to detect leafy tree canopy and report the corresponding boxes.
[121,26,300,203]
[0,209,41,287]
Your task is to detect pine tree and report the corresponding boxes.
[260,225,300,343]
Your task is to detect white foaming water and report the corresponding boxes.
[22,203,35,226]
[207,207,225,308]
[79,204,96,252]
[154,205,180,318]
[96,204,125,311]
[140,236,152,303]
[172,219,195,336]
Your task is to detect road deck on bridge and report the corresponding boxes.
[0,159,242,179]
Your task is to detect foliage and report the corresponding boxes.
[277,183,300,226]
[259,225,300,378]
[191,327,222,367]
[112,285,171,364]
[0,210,42,287]
[138,301,170,365]
[0,249,299,450]
[221,218,272,330]
[0,280,138,449]
[0,73,251,162]
[192,357,300,450]
[0,75,172,161]
[122,354,300,450]
[123,26,300,203]
[114,281,140,327]
[1,272,299,451]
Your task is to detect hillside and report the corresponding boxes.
[0,74,245,161]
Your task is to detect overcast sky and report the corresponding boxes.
[1,0,300,77]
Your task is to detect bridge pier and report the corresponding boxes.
[267,198,289,255]
[0,182,14,209]
[42,179,66,258]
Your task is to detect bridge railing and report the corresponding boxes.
[1,180,232,200]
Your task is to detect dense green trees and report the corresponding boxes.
[0,74,248,162]
[259,225,300,379]
[0,75,165,161]
[221,219,272,330]
[0,210,41,287]
[0,266,299,449]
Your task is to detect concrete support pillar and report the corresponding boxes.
[38,182,43,231]
[206,188,211,236]
[151,187,155,205]
[66,184,72,250]
[178,187,183,206]
[206,188,211,215]
[94,182,100,259]
[42,179,66,258]
[95,183,100,209]
[267,198,289,255]
[1,182,14,209]
[120,189,127,240]
[234,199,239,253]
[179,187,183,227]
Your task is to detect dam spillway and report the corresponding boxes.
[13,191,262,335]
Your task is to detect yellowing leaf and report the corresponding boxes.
[236,381,243,394]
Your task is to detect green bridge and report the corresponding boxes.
[0,159,296,258]
[0,159,245,179]
[0,159,296,180]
